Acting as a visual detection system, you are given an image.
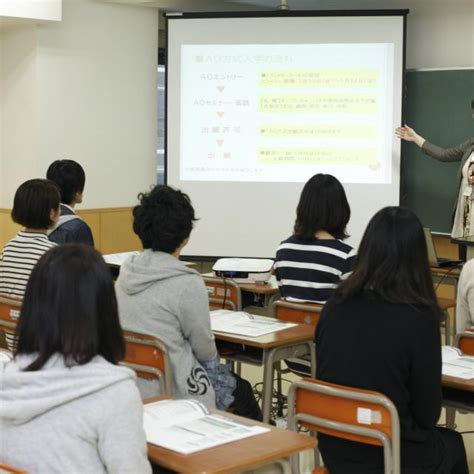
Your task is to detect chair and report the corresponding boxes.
[0,295,21,350]
[272,300,321,410]
[287,379,400,474]
[203,276,242,311]
[456,330,474,354]
[444,331,474,429]
[272,299,323,326]
[121,330,173,396]
[273,299,321,377]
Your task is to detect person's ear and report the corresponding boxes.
[74,191,84,204]
[50,206,60,224]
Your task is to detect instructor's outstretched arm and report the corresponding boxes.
[395,125,426,148]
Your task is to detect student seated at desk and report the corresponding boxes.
[0,179,59,349]
[116,185,262,421]
[0,245,151,474]
[316,207,468,474]
[0,179,59,297]
[456,258,474,332]
[274,173,355,375]
[46,159,94,246]
[274,173,355,303]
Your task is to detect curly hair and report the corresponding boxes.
[133,185,197,253]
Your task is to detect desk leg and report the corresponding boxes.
[446,407,456,429]
[262,349,276,424]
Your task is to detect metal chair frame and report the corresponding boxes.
[287,379,401,474]
[121,331,173,396]
[203,276,242,311]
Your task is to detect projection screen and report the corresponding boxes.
[166,11,407,259]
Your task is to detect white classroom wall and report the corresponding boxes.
[0,0,61,22]
[0,0,159,208]
[1,0,472,207]
[226,0,474,69]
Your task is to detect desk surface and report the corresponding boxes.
[213,322,315,349]
[442,374,474,393]
[146,402,315,474]
[104,251,195,268]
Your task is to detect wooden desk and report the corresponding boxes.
[146,401,316,474]
[214,323,316,424]
[442,374,474,393]
[430,265,462,291]
[202,273,280,307]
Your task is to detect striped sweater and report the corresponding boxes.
[274,235,356,304]
[0,231,56,297]
[0,232,56,350]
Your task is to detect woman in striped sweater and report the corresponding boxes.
[274,173,355,375]
[0,179,60,348]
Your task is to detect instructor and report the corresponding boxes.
[396,125,474,242]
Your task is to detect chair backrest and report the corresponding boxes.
[272,299,323,326]
[122,330,173,396]
[288,378,400,474]
[0,294,21,333]
[455,331,474,355]
[203,276,242,311]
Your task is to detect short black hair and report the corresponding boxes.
[15,244,125,371]
[133,185,197,253]
[11,179,60,229]
[294,174,351,240]
[335,207,441,317]
[46,160,86,205]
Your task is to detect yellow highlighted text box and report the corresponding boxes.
[259,94,377,114]
[259,124,376,139]
[258,148,377,165]
[259,69,379,88]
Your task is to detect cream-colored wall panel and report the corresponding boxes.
[76,210,101,250]
[98,208,141,255]
[0,209,21,247]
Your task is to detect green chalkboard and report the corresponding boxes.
[400,69,474,233]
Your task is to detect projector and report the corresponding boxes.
[212,258,274,283]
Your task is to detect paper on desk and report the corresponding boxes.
[144,399,268,454]
[442,356,474,380]
[211,310,296,337]
[103,251,140,266]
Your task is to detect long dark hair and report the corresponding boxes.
[335,207,441,316]
[15,244,125,371]
[294,174,350,240]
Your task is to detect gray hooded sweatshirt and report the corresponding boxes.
[116,250,218,408]
[0,354,151,474]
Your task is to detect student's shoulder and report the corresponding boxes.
[461,259,474,277]
[331,239,355,255]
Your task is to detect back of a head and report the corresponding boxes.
[15,244,124,371]
[46,160,85,205]
[336,206,438,310]
[133,185,197,253]
[294,173,350,240]
[11,179,60,230]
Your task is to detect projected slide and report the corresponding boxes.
[180,43,394,184]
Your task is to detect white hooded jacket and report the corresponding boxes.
[0,353,151,474]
